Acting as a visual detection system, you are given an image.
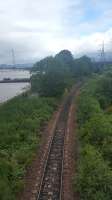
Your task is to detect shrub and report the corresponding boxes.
[79,114,112,147]
[0,95,57,199]
[77,95,101,125]
[75,145,112,200]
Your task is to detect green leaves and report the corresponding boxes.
[75,72,112,199]
[31,56,71,97]
[31,50,93,97]
[77,95,101,125]
[0,95,57,199]
[75,145,112,200]
[80,114,112,146]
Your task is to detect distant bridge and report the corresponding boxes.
[0,78,30,83]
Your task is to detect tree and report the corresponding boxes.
[73,56,93,78]
[31,56,53,73]
[55,49,74,72]
[31,57,71,97]
[31,50,94,96]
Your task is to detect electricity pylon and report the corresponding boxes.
[100,41,106,69]
[11,49,16,66]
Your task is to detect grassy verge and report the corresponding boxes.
[74,71,112,200]
[0,94,58,200]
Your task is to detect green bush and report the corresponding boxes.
[0,95,57,199]
[75,71,112,199]
[75,145,112,200]
[77,95,101,125]
[79,114,112,147]
[95,74,112,108]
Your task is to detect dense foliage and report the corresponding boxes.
[31,50,94,97]
[75,71,112,199]
[0,95,57,200]
[73,56,93,78]
[31,56,72,97]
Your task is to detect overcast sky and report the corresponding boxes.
[0,0,112,64]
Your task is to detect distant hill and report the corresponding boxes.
[0,63,33,69]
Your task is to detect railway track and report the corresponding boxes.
[36,86,79,200]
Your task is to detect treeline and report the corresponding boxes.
[0,95,57,199]
[75,70,112,199]
[31,50,94,97]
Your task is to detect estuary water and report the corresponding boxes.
[0,69,30,103]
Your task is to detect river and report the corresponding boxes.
[0,69,30,103]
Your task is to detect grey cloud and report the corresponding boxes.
[0,0,112,64]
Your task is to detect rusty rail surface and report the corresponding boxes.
[36,85,80,200]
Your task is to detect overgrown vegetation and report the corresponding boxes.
[0,94,57,199]
[75,70,112,200]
